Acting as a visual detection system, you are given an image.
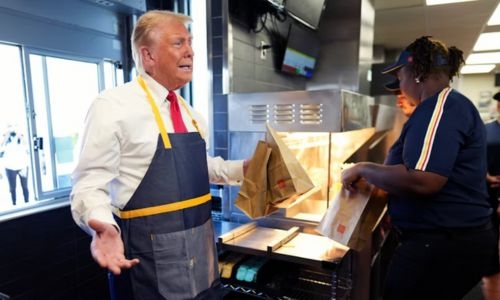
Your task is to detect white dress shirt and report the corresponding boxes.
[70,73,243,235]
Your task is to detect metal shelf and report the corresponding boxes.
[217,222,349,269]
[216,221,354,299]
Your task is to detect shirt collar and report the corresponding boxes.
[140,73,170,106]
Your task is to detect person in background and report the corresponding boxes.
[341,36,497,300]
[369,78,418,298]
[1,126,29,205]
[70,10,249,300]
[384,79,416,118]
[482,90,500,300]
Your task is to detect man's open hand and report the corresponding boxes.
[88,219,140,275]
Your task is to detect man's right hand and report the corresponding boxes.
[88,219,140,275]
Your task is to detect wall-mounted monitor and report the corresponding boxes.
[281,23,321,79]
[285,0,326,30]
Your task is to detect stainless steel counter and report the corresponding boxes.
[213,220,242,237]
[214,220,350,268]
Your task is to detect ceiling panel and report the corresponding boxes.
[373,0,500,73]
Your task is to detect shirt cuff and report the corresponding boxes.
[85,205,119,234]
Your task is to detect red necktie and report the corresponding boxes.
[167,91,188,133]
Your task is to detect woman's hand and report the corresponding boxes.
[341,163,365,192]
[486,173,500,189]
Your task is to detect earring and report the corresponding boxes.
[415,77,420,84]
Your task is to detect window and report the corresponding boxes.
[28,53,100,198]
[0,44,30,211]
[0,43,120,215]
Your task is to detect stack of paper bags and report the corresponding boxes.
[235,124,315,218]
[265,124,315,204]
[234,140,277,218]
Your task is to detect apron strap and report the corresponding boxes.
[177,95,205,140]
[137,76,172,149]
[137,76,206,148]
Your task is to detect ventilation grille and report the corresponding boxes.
[274,104,295,124]
[248,103,323,125]
[249,104,269,124]
[299,103,322,125]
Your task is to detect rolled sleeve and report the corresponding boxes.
[71,197,118,236]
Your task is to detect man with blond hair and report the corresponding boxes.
[71,10,248,299]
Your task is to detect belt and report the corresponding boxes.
[393,221,493,240]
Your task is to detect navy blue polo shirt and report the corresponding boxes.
[385,88,491,229]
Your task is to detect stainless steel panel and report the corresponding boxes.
[308,0,375,93]
[228,89,375,132]
[372,103,398,132]
[228,89,342,132]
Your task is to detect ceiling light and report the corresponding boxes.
[466,52,500,64]
[488,3,500,25]
[473,32,500,51]
[460,64,495,74]
[426,0,478,6]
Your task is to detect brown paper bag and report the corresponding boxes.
[265,124,315,203]
[235,141,278,218]
[346,187,388,251]
[315,180,375,248]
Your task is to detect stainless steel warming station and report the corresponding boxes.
[215,89,399,299]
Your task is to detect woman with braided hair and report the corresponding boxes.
[341,36,497,299]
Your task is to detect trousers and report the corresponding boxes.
[383,223,497,300]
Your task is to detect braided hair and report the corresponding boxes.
[405,36,465,82]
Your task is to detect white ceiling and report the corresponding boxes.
[373,0,500,73]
